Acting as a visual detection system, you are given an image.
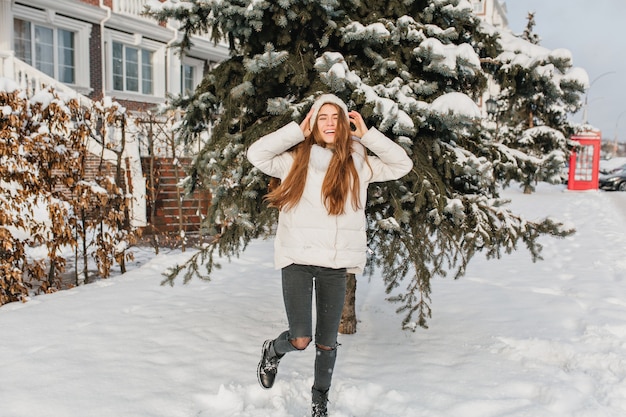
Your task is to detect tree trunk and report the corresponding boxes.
[339,272,357,334]
[81,210,89,284]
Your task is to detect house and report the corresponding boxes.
[1,0,228,110]
[469,0,509,118]
[0,0,228,232]
[471,0,509,29]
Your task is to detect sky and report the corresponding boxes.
[2,179,626,417]
[505,0,626,145]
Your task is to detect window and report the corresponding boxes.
[182,63,195,94]
[179,57,205,96]
[13,19,32,67]
[35,26,54,77]
[13,19,75,84]
[58,29,75,84]
[473,0,486,14]
[574,145,594,181]
[112,41,154,95]
[142,50,153,95]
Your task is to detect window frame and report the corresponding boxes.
[111,41,154,95]
[473,0,486,16]
[105,31,165,102]
[12,5,91,94]
[180,56,204,95]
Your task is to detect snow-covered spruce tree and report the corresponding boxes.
[521,12,540,45]
[482,14,587,193]
[147,0,577,329]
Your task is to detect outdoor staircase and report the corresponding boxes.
[142,157,212,235]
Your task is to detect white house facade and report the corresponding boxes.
[1,0,228,109]
[0,0,229,227]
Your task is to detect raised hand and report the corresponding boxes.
[348,110,369,138]
[300,109,314,137]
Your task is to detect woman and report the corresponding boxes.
[247,94,412,417]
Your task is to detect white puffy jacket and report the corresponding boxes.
[247,122,413,274]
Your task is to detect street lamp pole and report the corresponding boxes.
[582,71,616,124]
[613,110,626,156]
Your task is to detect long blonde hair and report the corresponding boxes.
[265,104,361,215]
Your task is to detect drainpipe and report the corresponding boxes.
[99,1,112,100]
[0,0,12,52]
[0,0,14,79]
[166,24,179,99]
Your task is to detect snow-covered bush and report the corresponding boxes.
[0,80,137,305]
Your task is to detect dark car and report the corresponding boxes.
[599,168,626,191]
[600,163,626,175]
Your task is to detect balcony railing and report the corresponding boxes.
[111,0,222,45]
[112,0,150,18]
[0,52,91,106]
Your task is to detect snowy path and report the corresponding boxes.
[1,184,626,417]
[606,190,626,222]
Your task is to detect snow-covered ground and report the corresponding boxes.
[1,184,626,417]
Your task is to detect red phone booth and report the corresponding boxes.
[567,131,601,191]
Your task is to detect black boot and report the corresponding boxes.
[257,340,282,389]
[311,388,329,417]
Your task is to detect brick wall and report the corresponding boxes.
[84,151,117,179]
[52,153,118,212]
[78,0,103,6]
[88,23,103,102]
[57,154,209,235]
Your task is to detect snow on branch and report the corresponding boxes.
[394,16,427,43]
[414,38,481,77]
[244,44,289,73]
[314,51,356,91]
[494,25,587,87]
[342,21,391,43]
[431,92,481,119]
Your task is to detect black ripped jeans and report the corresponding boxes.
[271,264,347,392]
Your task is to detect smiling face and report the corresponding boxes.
[314,103,340,147]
